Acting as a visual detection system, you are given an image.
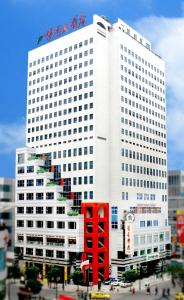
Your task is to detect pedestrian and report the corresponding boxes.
[172,278,176,288]
[146,286,151,295]
[155,286,158,295]
[167,288,170,296]
[132,287,135,294]
[89,292,92,300]
[162,288,166,297]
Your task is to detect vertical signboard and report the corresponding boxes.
[125,212,135,256]
[176,209,184,245]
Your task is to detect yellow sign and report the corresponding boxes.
[64,266,67,281]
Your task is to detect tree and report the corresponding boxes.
[122,269,139,282]
[165,263,184,292]
[8,263,20,280]
[26,278,42,294]
[47,266,62,287]
[25,265,39,280]
[70,269,83,285]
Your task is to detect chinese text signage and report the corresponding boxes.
[37,14,86,46]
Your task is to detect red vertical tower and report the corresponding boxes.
[81,202,109,284]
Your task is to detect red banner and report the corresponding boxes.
[176,209,184,244]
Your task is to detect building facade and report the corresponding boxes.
[15,14,170,283]
[168,170,184,258]
[0,222,9,300]
[0,178,15,252]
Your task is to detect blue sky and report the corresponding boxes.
[0,0,184,178]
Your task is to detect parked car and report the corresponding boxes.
[90,291,111,299]
[119,281,132,288]
[111,280,121,286]
[103,279,111,285]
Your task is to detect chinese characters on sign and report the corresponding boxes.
[125,212,134,256]
[176,209,184,245]
[37,14,86,46]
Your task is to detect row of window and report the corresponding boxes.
[29,37,93,68]
[120,44,164,77]
[134,232,170,246]
[130,207,161,214]
[121,127,166,149]
[17,191,54,199]
[17,206,65,214]
[17,220,77,229]
[121,54,165,85]
[24,248,65,258]
[122,177,167,190]
[27,125,94,143]
[28,91,94,115]
[28,77,94,97]
[121,148,166,166]
[29,49,93,80]
[121,95,165,116]
[17,191,93,201]
[28,59,94,87]
[122,163,166,178]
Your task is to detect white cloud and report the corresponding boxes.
[0,122,25,154]
[135,14,184,167]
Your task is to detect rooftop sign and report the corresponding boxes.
[37,14,86,46]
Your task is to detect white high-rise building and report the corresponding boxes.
[15,14,170,283]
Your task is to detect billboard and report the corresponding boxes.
[176,209,184,245]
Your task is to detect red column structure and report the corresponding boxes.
[81,202,109,284]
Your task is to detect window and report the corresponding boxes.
[153,220,158,226]
[18,193,24,200]
[134,235,139,246]
[36,179,44,186]
[36,249,43,256]
[46,207,53,214]
[17,153,25,164]
[36,207,43,214]
[111,222,118,229]
[47,221,54,228]
[140,235,145,244]
[27,220,33,227]
[17,220,24,227]
[17,180,24,187]
[140,221,145,227]
[147,234,152,243]
[26,207,33,214]
[56,251,65,258]
[27,166,34,173]
[57,221,65,229]
[46,250,54,257]
[159,233,164,242]
[27,180,34,187]
[27,193,34,200]
[36,193,43,200]
[147,220,152,227]
[140,249,145,256]
[36,221,43,228]
[46,192,54,200]
[17,207,24,214]
[26,248,33,255]
[17,167,24,174]
[68,222,76,229]
[57,207,65,214]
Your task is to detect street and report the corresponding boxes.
[8,277,180,300]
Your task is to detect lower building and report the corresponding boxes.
[0,178,15,253]
[168,171,184,258]
[0,222,9,300]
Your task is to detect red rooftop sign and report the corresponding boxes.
[37,14,86,46]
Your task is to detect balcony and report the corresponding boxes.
[36,167,48,175]
[57,194,67,201]
[67,210,79,216]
